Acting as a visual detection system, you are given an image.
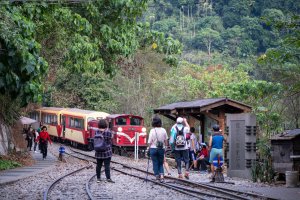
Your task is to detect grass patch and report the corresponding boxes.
[0,160,22,170]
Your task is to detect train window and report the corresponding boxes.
[42,114,57,125]
[70,117,84,129]
[116,117,127,126]
[130,117,141,126]
[29,112,39,121]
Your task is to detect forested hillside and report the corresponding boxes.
[142,0,300,131]
[0,0,299,134]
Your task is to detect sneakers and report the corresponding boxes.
[97,178,101,183]
[178,174,183,179]
[160,178,165,183]
[34,151,37,153]
[106,179,115,183]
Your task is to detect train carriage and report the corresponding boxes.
[60,108,109,148]
[39,107,65,139]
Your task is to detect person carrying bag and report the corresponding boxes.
[147,116,168,183]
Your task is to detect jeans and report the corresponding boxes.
[174,149,189,174]
[40,142,48,159]
[33,142,38,151]
[150,148,165,176]
[96,157,111,179]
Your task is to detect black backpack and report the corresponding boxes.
[94,130,108,152]
[175,126,186,148]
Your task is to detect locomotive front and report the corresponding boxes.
[109,114,147,156]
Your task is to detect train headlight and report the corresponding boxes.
[117,127,122,132]
[142,127,146,132]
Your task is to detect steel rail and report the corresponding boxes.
[111,167,203,200]
[69,148,278,200]
[43,164,92,200]
[86,174,96,200]
[163,181,236,200]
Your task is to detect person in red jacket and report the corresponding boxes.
[196,143,210,172]
[36,126,52,160]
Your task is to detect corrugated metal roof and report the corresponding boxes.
[154,98,251,111]
[62,108,109,115]
[271,129,300,140]
[107,114,143,119]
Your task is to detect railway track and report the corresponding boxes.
[43,150,113,200]
[68,148,279,200]
[43,164,92,200]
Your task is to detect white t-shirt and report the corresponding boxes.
[190,133,198,151]
[148,127,168,149]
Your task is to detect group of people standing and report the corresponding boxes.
[147,116,225,182]
[24,124,52,160]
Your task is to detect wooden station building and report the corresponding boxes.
[154,97,252,142]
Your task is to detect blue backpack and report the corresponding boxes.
[94,130,108,152]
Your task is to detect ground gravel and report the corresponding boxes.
[0,143,288,200]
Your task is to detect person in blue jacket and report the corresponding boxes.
[208,124,225,180]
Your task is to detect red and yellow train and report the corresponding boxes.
[29,107,148,155]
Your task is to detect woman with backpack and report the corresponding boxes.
[147,116,168,183]
[94,119,114,183]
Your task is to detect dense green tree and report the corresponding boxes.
[222,0,252,28]
[194,28,221,56]
[0,3,48,116]
[195,15,224,32]
[152,18,178,34]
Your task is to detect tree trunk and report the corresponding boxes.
[0,123,12,155]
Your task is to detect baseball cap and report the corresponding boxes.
[176,117,183,124]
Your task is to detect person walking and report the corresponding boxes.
[163,156,172,176]
[26,127,34,151]
[208,124,225,180]
[36,126,52,160]
[148,116,168,182]
[169,117,190,179]
[32,129,39,152]
[189,127,198,170]
[95,119,114,183]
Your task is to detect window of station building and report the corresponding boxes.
[70,117,84,129]
[130,117,141,126]
[116,117,127,126]
[42,114,57,125]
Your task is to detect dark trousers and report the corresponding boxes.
[150,148,165,176]
[27,139,33,150]
[174,149,189,174]
[197,157,210,170]
[40,142,48,159]
[96,157,111,180]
